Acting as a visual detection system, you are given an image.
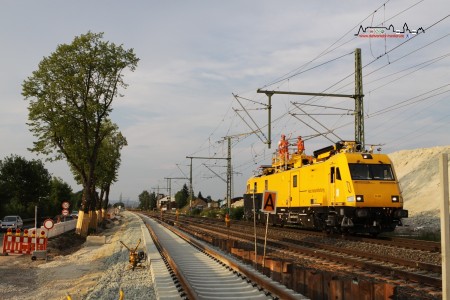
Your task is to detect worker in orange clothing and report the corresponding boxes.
[278,134,289,160]
[297,136,305,154]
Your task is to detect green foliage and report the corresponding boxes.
[175,184,190,209]
[95,123,127,209]
[0,155,52,218]
[45,177,73,217]
[189,208,202,216]
[22,31,139,219]
[71,190,83,211]
[22,32,138,163]
[199,208,220,218]
[149,192,157,210]
[138,190,151,210]
[197,207,244,220]
[229,207,244,220]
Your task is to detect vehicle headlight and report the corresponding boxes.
[392,195,399,202]
[356,195,364,202]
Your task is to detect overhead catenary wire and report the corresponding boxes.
[165,2,449,200]
[369,83,450,117]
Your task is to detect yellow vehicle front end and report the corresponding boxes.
[243,143,408,235]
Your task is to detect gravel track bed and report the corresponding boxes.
[189,219,442,266]
[229,222,442,266]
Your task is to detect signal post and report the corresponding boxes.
[261,190,277,268]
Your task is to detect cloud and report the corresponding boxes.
[1,0,449,202]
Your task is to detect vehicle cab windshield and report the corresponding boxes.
[348,163,394,180]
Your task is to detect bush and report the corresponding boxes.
[189,208,202,216]
[229,207,244,220]
[200,209,220,218]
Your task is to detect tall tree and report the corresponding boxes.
[0,155,51,217]
[96,123,127,214]
[22,32,138,235]
[138,190,151,210]
[149,192,157,210]
[175,184,190,209]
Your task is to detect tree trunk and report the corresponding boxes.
[89,210,98,232]
[76,183,98,236]
[75,210,90,237]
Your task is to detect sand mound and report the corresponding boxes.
[389,145,450,229]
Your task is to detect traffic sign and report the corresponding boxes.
[261,190,277,214]
[62,209,69,216]
[43,219,54,230]
[62,201,70,209]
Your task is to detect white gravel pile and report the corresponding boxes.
[389,145,450,231]
[22,211,156,300]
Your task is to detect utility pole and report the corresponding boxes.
[186,155,230,210]
[164,177,188,210]
[226,137,232,211]
[201,140,234,211]
[188,157,193,209]
[257,48,365,149]
[220,132,253,209]
[152,185,169,210]
[354,48,364,149]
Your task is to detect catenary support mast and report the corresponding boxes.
[186,155,230,209]
[257,48,365,149]
[354,48,364,148]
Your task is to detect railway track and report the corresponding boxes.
[149,211,442,299]
[172,212,441,254]
[139,213,307,299]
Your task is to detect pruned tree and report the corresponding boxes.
[22,31,139,236]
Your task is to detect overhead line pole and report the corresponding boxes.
[257,48,365,149]
[186,155,230,210]
[354,48,365,149]
[226,137,232,211]
[164,177,188,210]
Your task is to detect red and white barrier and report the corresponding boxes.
[2,229,14,254]
[1,228,48,255]
[21,229,31,254]
[36,230,47,251]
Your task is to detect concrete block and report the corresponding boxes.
[86,235,106,246]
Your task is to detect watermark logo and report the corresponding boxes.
[355,23,425,39]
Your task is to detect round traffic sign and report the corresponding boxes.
[62,209,69,216]
[62,201,70,209]
[43,218,54,230]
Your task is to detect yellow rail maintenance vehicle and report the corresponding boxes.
[243,140,408,235]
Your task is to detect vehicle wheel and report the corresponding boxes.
[31,256,36,261]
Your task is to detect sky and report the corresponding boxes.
[1,1,449,204]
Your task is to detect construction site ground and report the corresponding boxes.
[0,212,155,300]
